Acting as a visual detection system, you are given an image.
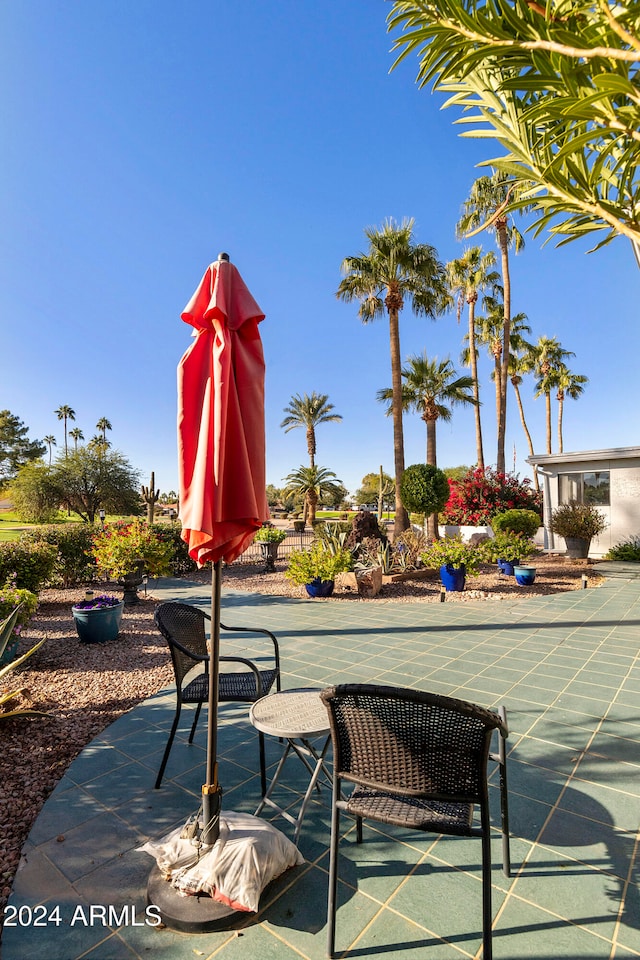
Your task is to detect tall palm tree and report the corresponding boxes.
[43,435,57,465]
[54,405,76,457]
[555,365,588,454]
[473,297,531,437]
[506,344,539,490]
[533,337,574,454]
[337,217,449,535]
[446,246,500,470]
[377,353,477,538]
[96,417,112,442]
[88,435,111,455]
[457,172,530,473]
[280,393,342,468]
[282,464,342,528]
[69,427,84,452]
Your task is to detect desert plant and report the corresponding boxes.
[354,537,392,573]
[605,536,640,563]
[481,532,536,564]
[491,509,541,538]
[141,471,161,525]
[550,502,607,541]
[0,605,48,721]
[91,520,173,580]
[392,528,430,570]
[285,542,352,586]
[420,535,483,575]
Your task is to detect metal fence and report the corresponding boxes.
[231,529,315,565]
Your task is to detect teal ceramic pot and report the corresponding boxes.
[514,565,536,586]
[0,637,20,666]
[440,563,466,592]
[72,601,124,643]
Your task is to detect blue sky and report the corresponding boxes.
[2,1,638,501]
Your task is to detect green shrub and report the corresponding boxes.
[605,536,640,562]
[285,542,352,585]
[254,526,287,544]
[0,541,58,592]
[400,464,450,516]
[481,532,536,564]
[0,585,39,632]
[149,523,198,575]
[21,523,96,586]
[550,501,607,540]
[420,535,483,575]
[491,509,542,538]
[92,520,173,578]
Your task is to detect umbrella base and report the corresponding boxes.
[147,865,248,933]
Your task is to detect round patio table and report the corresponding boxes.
[250,687,332,843]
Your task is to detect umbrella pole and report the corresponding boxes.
[202,559,223,845]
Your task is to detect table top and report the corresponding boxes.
[249,687,330,738]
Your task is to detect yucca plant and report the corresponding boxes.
[0,605,48,721]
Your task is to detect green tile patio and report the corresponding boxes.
[3,574,640,959]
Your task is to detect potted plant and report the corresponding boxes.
[549,501,607,559]
[420,535,482,592]
[285,542,352,597]
[71,593,124,643]
[513,565,537,586]
[481,532,536,576]
[91,520,173,603]
[253,525,287,572]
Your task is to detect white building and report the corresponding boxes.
[527,446,640,557]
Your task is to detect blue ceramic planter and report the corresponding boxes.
[440,563,466,592]
[514,565,536,586]
[497,558,518,576]
[72,601,124,643]
[305,578,335,598]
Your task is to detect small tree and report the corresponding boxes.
[49,448,141,523]
[0,410,46,484]
[400,464,450,537]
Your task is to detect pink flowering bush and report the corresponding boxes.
[441,467,542,526]
[91,520,172,580]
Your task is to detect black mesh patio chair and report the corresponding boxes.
[320,683,510,960]
[154,601,281,792]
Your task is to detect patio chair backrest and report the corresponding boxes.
[154,602,209,688]
[321,683,504,804]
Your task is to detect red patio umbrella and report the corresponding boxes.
[178,252,269,844]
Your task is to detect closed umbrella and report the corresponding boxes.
[178,251,269,846]
[143,254,302,932]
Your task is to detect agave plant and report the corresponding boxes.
[0,605,48,721]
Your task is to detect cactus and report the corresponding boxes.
[141,471,161,524]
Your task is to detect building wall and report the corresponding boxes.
[533,454,640,557]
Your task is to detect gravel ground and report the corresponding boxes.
[0,554,603,927]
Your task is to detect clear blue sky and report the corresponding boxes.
[2,1,638,500]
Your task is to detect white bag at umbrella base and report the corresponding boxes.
[139,811,304,913]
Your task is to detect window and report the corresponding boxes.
[558,471,610,506]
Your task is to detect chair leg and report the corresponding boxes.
[481,811,493,960]
[258,730,267,797]
[188,700,203,744]
[155,702,182,789]
[498,710,511,877]
[327,787,341,959]
[356,816,363,844]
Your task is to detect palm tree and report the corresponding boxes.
[69,427,84,452]
[533,337,574,454]
[337,217,449,536]
[555,365,588,454]
[282,464,342,527]
[377,353,477,538]
[446,246,500,469]
[457,172,530,473]
[507,344,539,490]
[88,435,111,455]
[280,393,342,469]
[54,405,76,457]
[96,418,112,442]
[43,435,57,465]
[473,297,531,436]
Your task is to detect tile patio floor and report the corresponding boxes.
[3,573,640,960]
